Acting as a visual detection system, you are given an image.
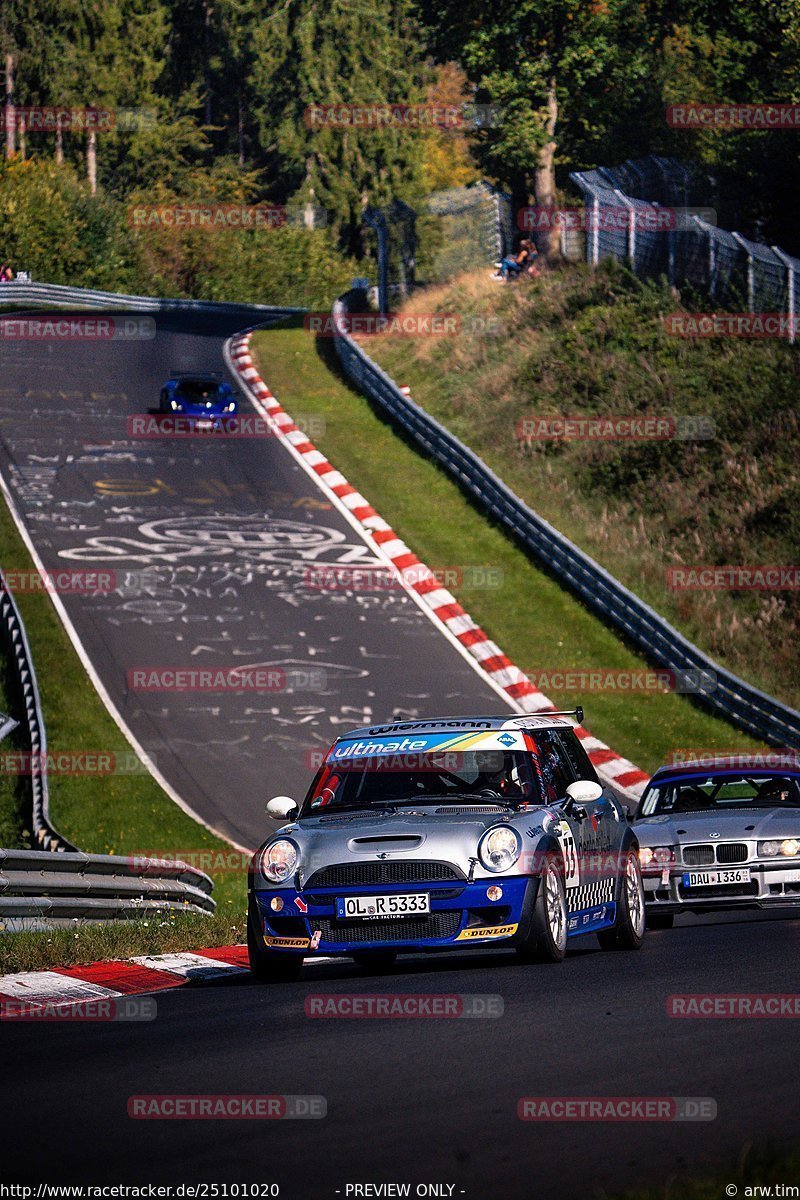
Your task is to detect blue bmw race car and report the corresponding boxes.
[248,713,645,981]
[158,373,238,426]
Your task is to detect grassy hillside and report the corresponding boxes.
[250,319,758,775]
[360,263,799,709]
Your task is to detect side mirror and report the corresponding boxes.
[266,796,298,820]
[566,780,603,806]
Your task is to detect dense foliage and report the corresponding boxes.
[0,0,798,282]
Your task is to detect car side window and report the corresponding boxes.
[556,730,600,784]
[531,730,575,803]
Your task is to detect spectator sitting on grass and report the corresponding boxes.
[492,238,535,283]
[0,263,13,282]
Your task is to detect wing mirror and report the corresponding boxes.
[565,780,603,808]
[266,796,298,820]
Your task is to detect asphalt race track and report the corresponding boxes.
[2,310,798,1198]
[0,311,509,848]
[4,911,800,1196]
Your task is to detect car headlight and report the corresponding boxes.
[759,838,800,858]
[225,401,236,412]
[639,846,674,868]
[478,826,521,873]
[260,838,299,882]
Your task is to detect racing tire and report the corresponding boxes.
[645,911,675,930]
[247,897,304,983]
[597,850,646,951]
[351,952,398,973]
[516,858,568,964]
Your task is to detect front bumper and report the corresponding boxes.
[252,876,534,955]
[643,861,800,913]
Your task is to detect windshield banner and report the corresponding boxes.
[326,730,527,762]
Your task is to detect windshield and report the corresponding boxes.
[639,774,800,816]
[301,749,541,815]
[178,380,219,401]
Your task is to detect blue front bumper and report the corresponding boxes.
[253,877,533,954]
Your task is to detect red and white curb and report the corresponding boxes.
[0,946,345,1013]
[226,332,649,804]
[0,947,251,1013]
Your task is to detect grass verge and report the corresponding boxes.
[0,909,245,976]
[362,263,799,709]
[250,318,760,774]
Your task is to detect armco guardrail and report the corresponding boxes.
[332,290,800,748]
[0,572,74,853]
[0,278,304,317]
[0,848,215,927]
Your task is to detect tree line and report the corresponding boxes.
[1,0,798,266]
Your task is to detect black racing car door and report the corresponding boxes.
[555,728,621,911]
[532,729,617,911]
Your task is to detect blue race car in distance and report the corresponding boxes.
[158,373,238,426]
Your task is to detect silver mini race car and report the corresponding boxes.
[635,756,800,928]
[247,713,645,980]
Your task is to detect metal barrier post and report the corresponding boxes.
[614,189,636,266]
[732,232,755,311]
[772,246,796,345]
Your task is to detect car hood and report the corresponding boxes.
[635,807,800,844]
[257,805,549,887]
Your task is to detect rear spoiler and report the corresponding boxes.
[547,706,584,725]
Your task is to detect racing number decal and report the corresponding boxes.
[558,820,580,889]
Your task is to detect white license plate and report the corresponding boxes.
[683,868,751,887]
[336,893,430,919]
[195,418,214,430]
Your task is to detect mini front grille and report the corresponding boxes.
[306,861,464,888]
[316,910,462,944]
[683,845,715,866]
[716,842,749,864]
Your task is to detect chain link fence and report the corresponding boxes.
[422,181,513,282]
[362,181,513,304]
[570,156,799,342]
